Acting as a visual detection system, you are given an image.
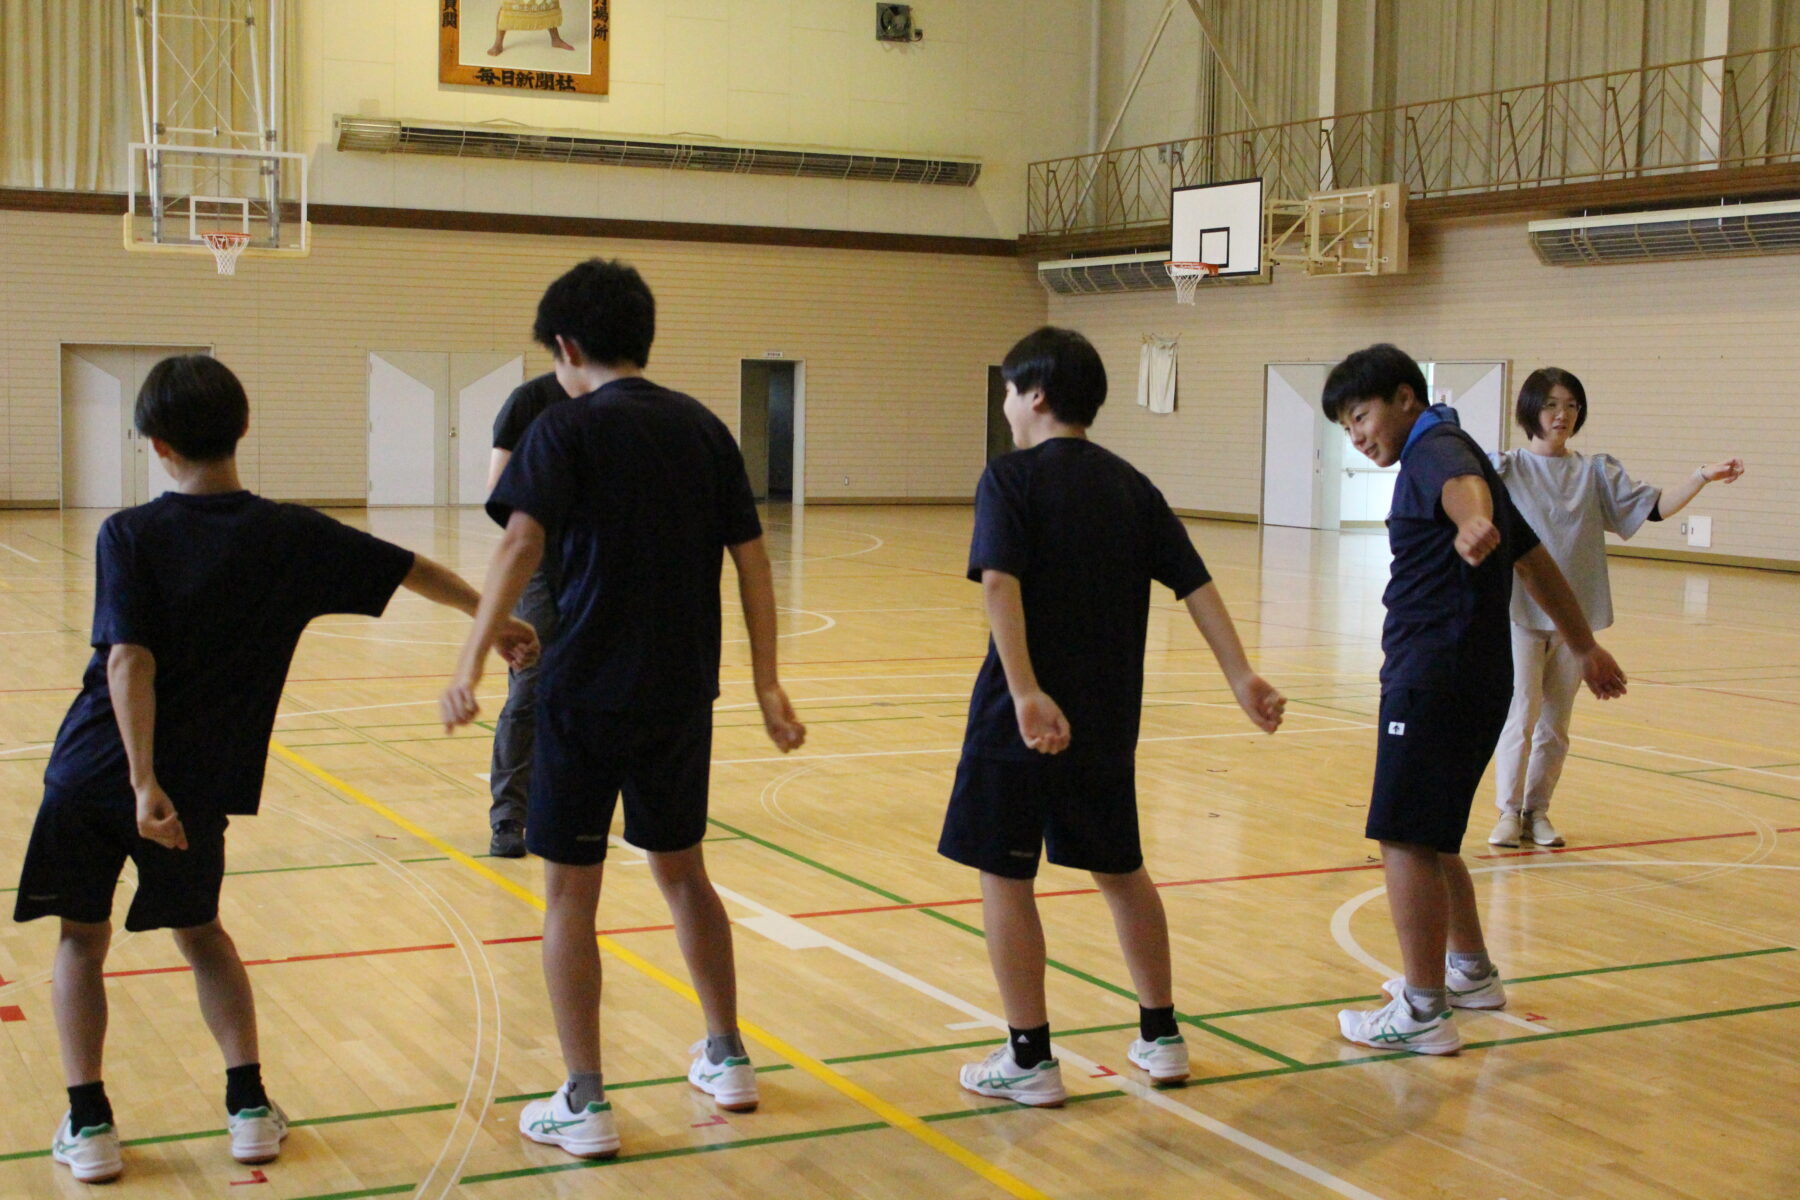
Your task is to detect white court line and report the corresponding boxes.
[0,541,42,562]
[713,723,1366,766]
[0,742,53,758]
[710,882,1391,1200]
[1574,732,1800,782]
[275,695,507,720]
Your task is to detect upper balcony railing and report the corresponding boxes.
[1026,42,1800,239]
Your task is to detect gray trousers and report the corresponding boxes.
[489,567,559,829]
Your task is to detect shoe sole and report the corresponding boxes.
[1127,1056,1189,1085]
[1531,838,1565,847]
[691,1084,759,1113]
[55,1161,122,1184]
[1343,1033,1461,1056]
[521,1130,620,1159]
[960,1082,1066,1108]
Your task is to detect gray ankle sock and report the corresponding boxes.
[563,1071,604,1109]
[1402,985,1449,1021]
[706,1032,746,1064]
[1448,950,1494,979]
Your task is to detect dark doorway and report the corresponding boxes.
[740,359,798,501]
[985,365,1012,462]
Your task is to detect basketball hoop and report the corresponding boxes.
[202,231,252,276]
[1165,261,1220,305]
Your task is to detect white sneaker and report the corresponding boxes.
[228,1101,290,1164]
[1385,966,1507,1011]
[958,1043,1067,1107]
[687,1040,759,1112]
[1338,991,1461,1055]
[1527,812,1565,847]
[1487,812,1522,847]
[1127,1035,1190,1085]
[519,1090,621,1159]
[51,1114,122,1183]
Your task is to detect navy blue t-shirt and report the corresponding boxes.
[43,492,416,815]
[487,376,762,713]
[961,438,1212,762]
[1382,407,1541,693]
[492,372,569,453]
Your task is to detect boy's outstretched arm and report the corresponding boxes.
[1182,583,1285,733]
[437,513,545,730]
[981,569,1069,754]
[1441,475,1501,566]
[1513,545,1627,699]
[727,535,806,752]
[107,644,187,850]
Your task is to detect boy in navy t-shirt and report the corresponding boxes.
[14,356,538,1183]
[1322,344,1626,1055]
[439,259,806,1160]
[941,327,1285,1107]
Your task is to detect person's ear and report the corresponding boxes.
[1026,388,1051,414]
[554,334,585,367]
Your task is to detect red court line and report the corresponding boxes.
[100,923,675,980]
[789,825,1800,920]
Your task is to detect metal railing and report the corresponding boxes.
[1027,42,1800,239]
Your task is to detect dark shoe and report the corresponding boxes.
[490,821,527,858]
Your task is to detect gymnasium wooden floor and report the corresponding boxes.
[2,503,1796,1200]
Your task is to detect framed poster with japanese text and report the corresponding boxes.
[440,0,609,95]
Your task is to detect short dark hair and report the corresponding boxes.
[1515,366,1588,439]
[1001,326,1107,426]
[1321,343,1429,422]
[134,355,248,462]
[532,258,655,368]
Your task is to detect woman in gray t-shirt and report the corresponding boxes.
[1488,367,1743,850]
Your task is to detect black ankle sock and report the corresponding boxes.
[1139,1004,1179,1042]
[68,1082,112,1131]
[225,1063,269,1114]
[1008,1023,1052,1068]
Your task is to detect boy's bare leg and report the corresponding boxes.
[549,27,575,49]
[541,861,605,1075]
[648,845,737,1035]
[1379,841,1448,989]
[172,919,259,1066]
[980,873,1048,1028]
[1440,852,1488,955]
[487,29,506,55]
[1091,867,1173,1009]
[53,919,112,1084]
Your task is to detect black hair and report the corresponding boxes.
[1000,326,1107,427]
[1515,366,1588,439]
[134,355,248,462]
[531,258,656,368]
[1321,343,1429,423]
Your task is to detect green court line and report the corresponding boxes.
[704,816,912,906]
[1564,750,1800,805]
[225,860,378,878]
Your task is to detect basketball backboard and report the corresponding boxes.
[1171,177,1264,278]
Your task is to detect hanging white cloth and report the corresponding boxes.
[1137,336,1178,414]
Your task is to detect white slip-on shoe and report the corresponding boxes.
[51,1114,123,1184]
[958,1043,1068,1107]
[688,1039,759,1112]
[519,1090,621,1159]
[1127,1035,1190,1085]
[228,1101,290,1164]
[1338,991,1461,1055]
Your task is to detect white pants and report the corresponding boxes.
[1493,625,1583,816]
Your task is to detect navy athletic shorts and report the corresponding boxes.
[938,752,1142,879]
[527,703,714,865]
[13,786,228,932]
[1366,687,1512,853]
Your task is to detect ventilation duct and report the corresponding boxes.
[335,116,980,186]
[1528,199,1800,265]
[1036,251,1275,295]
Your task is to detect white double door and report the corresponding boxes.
[61,345,205,507]
[367,352,524,505]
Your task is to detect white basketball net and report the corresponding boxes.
[202,231,252,276]
[1165,261,1219,305]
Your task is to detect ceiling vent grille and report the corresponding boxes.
[335,116,980,186]
[1529,199,1800,265]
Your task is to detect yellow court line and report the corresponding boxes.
[267,739,1052,1200]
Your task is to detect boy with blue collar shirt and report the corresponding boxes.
[439,259,806,1160]
[1323,344,1626,1055]
[14,355,538,1184]
[941,326,1285,1106]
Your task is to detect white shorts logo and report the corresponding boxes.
[1387,721,1406,736]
